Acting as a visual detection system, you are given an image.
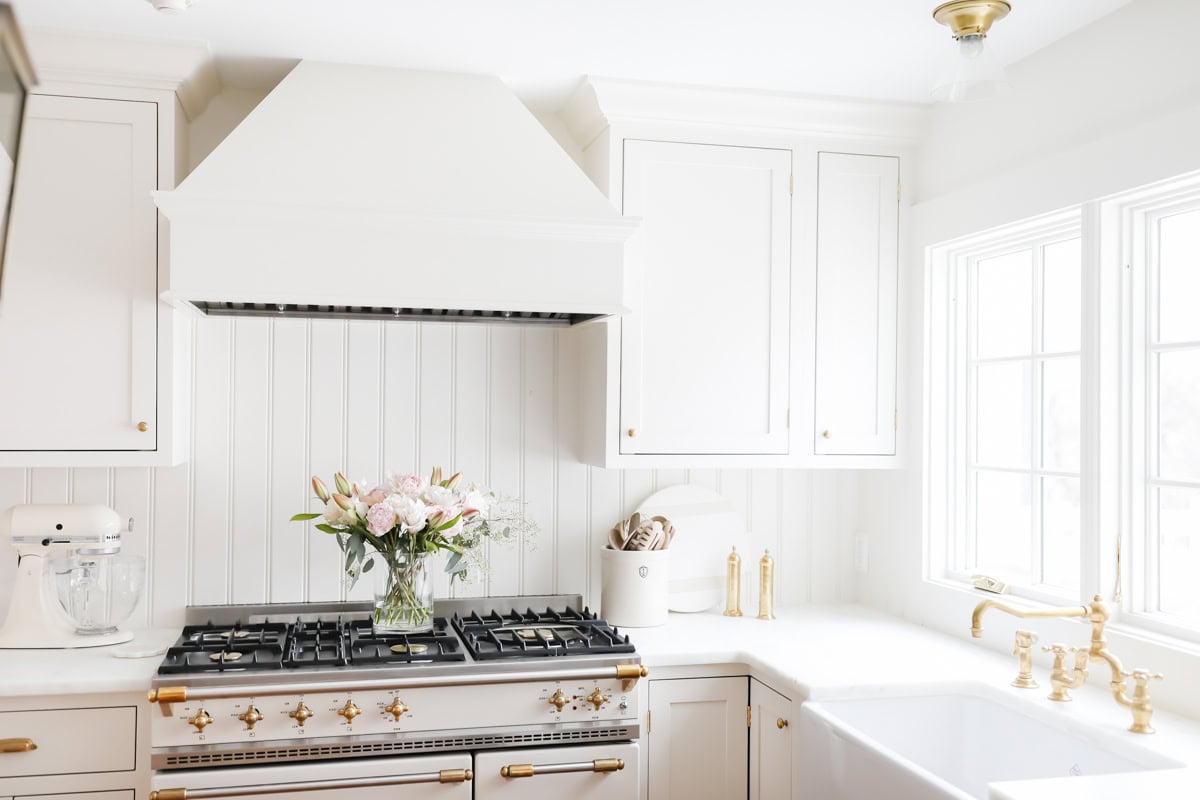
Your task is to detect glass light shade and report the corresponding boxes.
[932,34,1010,103]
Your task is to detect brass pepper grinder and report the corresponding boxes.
[757,549,775,620]
[724,547,743,617]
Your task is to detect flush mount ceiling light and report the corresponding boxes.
[145,0,194,14]
[931,0,1012,103]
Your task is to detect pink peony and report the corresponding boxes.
[366,502,398,536]
[391,473,427,498]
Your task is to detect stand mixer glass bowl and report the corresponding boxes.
[49,552,145,635]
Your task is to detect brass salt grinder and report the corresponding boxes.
[724,547,743,616]
[757,549,775,620]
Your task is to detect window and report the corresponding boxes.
[928,212,1082,602]
[929,173,1200,639]
[1125,189,1200,633]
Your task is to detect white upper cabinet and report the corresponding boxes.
[620,140,792,456]
[0,87,190,466]
[812,152,900,457]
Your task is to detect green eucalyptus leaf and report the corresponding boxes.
[444,551,463,573]
[362,558,375,574]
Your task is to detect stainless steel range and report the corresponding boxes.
[147,595,644,799]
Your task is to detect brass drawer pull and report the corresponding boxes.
[148,770,473,799]
[500,758,625,778]
[0,737,37,753]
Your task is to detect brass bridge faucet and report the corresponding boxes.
[971,594,1162,734]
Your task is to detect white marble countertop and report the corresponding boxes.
[628,605,1200,800]
[3,608,1197,798]
[0,628,178,696]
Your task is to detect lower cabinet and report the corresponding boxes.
[749,679,793,800]
[647,675,796,800]
[0,694,144,800]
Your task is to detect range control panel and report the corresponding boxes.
[151,678,639,748]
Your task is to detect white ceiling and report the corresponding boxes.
[11,0,1136,109]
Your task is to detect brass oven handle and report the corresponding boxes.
[0,737,37,753]
[150,665,648,706]
[149,770,473,799]
[500,758,625,778]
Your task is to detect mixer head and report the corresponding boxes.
[0,503,124,555]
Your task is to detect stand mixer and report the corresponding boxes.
[0,503,144,648]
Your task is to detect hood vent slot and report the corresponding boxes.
[195,302,597,327]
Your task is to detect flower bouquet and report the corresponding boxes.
[292,467,531,633]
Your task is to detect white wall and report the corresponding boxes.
[859,0,1200,717]
[0,317,859,630]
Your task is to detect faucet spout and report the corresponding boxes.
[970,598,1089,638]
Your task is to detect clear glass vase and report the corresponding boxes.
[372,550,434,634]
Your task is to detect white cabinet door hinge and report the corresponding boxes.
[789,173,794,196]
[747,706,752,728]
[647,709,652,733]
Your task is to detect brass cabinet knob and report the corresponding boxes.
[337,700,362,723]
[626,428,636,438]
[288,702,314,726]
[187,708,214,732]
[821,430,831,439]
[548,689,568,712]
[384,697,409,721]
[137,421,149,432]
[0,737,37,753]
[585,688,611,711]
[237,706,263,730]
[777,717,789,729]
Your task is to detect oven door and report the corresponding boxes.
[150,753,472,799]
[473,741,639,799]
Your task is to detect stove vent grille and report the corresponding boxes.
[193,302,599,327]
[159,726,635,769]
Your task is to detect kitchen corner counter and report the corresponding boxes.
[0,628,178,696]
[625,605,1200,800]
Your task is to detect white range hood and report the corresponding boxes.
[155,61,637,325]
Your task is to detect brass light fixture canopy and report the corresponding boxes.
[932,0,1011,39]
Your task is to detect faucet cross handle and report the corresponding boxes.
[1042,644,1087,702]
[1120,669,1164,735]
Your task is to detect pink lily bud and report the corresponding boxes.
[311,476,330,503]
[429,466,443,486]
[332,493,354,511]
[446,471,463,490]
[334,472,352,496]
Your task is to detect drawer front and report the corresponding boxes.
[0,706,136,777]
[474,742,639,798]
[18,793,133,800]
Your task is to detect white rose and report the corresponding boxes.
[463,488,491,518]
[388,494,429,532]
[423,484,458,508]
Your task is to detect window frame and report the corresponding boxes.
[926,209,1084,607]
[927,171,1200,645]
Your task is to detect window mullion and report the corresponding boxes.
[1031,246,1045,586]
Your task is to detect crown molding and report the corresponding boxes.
[561,76,930,149]
[25,28,219,119]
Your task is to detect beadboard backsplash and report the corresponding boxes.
[0,317,859,629]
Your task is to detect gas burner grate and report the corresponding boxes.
[156,616,463,675]
[452,606,635,660]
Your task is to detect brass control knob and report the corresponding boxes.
[288,702,314,726]
[237,706,263,730]
[548,689,568,712]
[337,700,362,723]
[384,697,409,721]
[137,421,149,432]
[777,718,789,729]
[585,688,611,711]
[187,708,214,732]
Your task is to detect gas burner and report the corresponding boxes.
[452,606,635,660]
[208,651,243,663]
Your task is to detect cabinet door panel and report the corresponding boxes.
[647,676,747,800]
[814,152,899,456]
[0,95,157,451]
[749,679,792,800]
[622,140,790,455]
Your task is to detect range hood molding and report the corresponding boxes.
[157,61,637,324]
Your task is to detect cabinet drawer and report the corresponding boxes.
[0,706,136,777]
[19,793,132,800]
